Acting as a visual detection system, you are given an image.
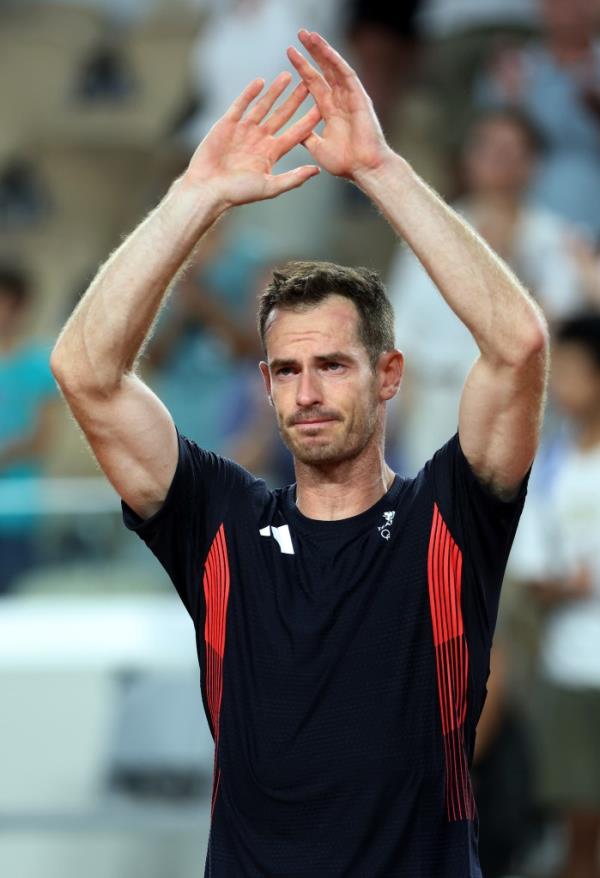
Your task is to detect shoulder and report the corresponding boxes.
[424,430,531,511]
[178,430,267,496]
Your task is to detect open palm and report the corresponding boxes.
[187,72,321,206]
[287,31,391,181]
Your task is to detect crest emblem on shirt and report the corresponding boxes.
[378,510,395,541]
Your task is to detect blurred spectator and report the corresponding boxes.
[144,220,270,456]
[387,107,586,475]
[180,0,342,258]
[186,1,316,142]
[186,0,339,136]
[471,639,535,878]
[332,1,448,272]
[345,1,421,132]
[508,312,600,878]
[17,0,187,25]
[417,0,538,150]
[0,267,58,594]
[568,236,600,310]
[418,0,537,35]
[478,0,600,238]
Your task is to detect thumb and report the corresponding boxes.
[263,165,320,199]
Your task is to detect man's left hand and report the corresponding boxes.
[287,30,391,182]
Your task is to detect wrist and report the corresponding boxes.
[352,149,411,193]
[172,172,231,222]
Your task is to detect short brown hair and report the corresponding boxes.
[257,260,395,366]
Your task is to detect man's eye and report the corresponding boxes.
[324,362,343,371]
[276,367,294,376]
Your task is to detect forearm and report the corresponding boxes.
[356,152,547,364]
[51,175,226,394]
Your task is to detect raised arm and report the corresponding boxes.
[289,30,549,498]
[51,74,320,519]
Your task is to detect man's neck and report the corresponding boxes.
[293,442,396,521]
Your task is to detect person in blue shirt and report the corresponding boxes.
[0,267,59,594]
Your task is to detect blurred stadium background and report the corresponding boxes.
[1,1,600,876]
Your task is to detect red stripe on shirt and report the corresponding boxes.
[203,524,230,818]
[427,503,476,822]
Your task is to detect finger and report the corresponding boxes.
[263,81,309,134]
[296,29,338,88]
[263,165,320,199]
[287,46,332,114]
[224,78,265,122]
[245,71,292,125]
[300,131,323,156]
[273,104,321,161]
[299,30,357,88]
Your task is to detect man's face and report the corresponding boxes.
[260,295,395,466]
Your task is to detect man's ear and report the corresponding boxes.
[378,349,404,401]
[259,361,274,406]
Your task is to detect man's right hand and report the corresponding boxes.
[184,73,322,208]
[51,72,322,524]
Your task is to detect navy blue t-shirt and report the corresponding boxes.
[122,427,529,877]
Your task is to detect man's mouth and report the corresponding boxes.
[291,416,338,427]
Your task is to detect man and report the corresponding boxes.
[51,31,548,878]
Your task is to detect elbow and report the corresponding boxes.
[50,345,70,388]
[506,309,550,370]
[50,345,83,393]
[521,313,550,364]
[50,345,122,400]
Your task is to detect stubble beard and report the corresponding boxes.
[277,400,379,467]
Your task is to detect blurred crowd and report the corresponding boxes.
[2,1,600,876]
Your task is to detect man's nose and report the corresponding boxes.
[296,369,322,407]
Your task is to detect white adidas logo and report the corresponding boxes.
[259,524,295,555]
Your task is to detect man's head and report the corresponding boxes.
[462,108,544,198]
[0,266,30,339]
[257,261,403,466]
[551,312,600,423]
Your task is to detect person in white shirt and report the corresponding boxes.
[387,107,586,476]
[477,0,600,240]
[509,312,600,878]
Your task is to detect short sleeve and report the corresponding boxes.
[425,431,531,642]
[121,425,256,621]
